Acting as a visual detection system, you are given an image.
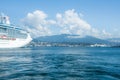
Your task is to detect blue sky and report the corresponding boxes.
[0,0,120,38]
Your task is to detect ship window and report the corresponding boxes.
[0,27,7,33]
[7,28,27,39]
[0,26,28,39]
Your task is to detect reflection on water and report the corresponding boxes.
[0,47,120,80]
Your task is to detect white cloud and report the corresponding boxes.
[56,9,92,36]
[56,9,111,38]
[90,28,112,39]
[21,9,112,39]
[102,30,112,38]
[21,10,56,37]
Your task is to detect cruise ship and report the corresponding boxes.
[0,13,32,48]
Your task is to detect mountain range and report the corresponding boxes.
[33,34,111,44]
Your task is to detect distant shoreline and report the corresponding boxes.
[27,41,120,48]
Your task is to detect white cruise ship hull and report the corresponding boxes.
[0,34,32,48]
[0,13,32,48]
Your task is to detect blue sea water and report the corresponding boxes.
[0,47,120,80]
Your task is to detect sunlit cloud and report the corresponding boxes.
[56,9,112,38]
[56,9,91,36]
[21,9,112,39]
[21,10,56,37]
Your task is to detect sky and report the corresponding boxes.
[0,0,120,38]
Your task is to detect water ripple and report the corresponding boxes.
[0,47,120,80]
